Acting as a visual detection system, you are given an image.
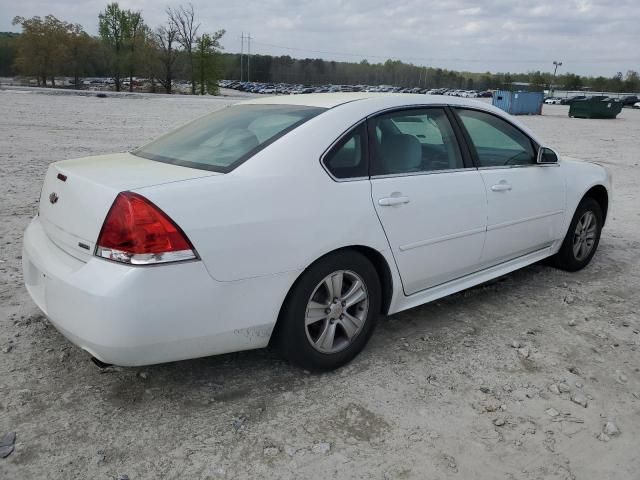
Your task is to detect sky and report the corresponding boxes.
[1,0,639,76]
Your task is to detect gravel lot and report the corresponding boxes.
[1,89,639,480]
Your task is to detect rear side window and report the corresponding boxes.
[134,104,325,173]
[322,123,368,179]
[455,109,536,167]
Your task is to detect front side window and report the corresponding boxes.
[455,109,536,167]
[134,104,326,172]
[370,108,463,176]
[323,123,368,179]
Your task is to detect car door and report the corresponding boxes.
[369,107,488,295]
[452,108,565,266]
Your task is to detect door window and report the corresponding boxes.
[371,108,463,176]
[456,109,536,167]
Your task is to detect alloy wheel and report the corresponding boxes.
[573,210,598,261]
[304,270,369,354]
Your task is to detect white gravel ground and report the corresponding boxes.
[0,89,639,480]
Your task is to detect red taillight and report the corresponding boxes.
[95,192,197,265]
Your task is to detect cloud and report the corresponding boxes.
[1,0,638,75]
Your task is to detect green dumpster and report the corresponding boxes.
[569,98,623,119]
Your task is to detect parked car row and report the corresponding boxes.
[219,80,493,98]
[620,95,639,106]
[545,94,638,107]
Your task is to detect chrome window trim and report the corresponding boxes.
[476,163,560,171]
[364,103,450,119]
[327,175,370,183]
[370,167,477,180]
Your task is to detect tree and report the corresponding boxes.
[12,15,70,86]
[99,3,139,92]
[0,33,18,77]
[623,70,639,93]
[154,22,179,93]
[610,72,624,92]
[167,3,200,94]
[591,76,608,92]
[563,73,583,90]
[125,11,144,92]
[137,25,160,92]
[193,30,225,94]
[65,24,95,89]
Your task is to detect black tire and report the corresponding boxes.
[275,250,381,371]
[551,197,603,271]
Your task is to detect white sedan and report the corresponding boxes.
[23,93,611,370]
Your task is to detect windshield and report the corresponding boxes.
[133,104,326,172]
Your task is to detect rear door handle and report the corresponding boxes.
[378,196,410,206]
[491,183,512,192]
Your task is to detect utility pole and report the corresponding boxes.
[240,33,244,82]
[551,60,562,96]
[247,33,252,82]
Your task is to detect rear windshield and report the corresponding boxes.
[133,104,326,172]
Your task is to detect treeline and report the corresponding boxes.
[2,6,639,94]
[5,2,225,94]
[220,54,640,93]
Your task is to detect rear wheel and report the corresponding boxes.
[551,197,603,271]
[276,251,381,371]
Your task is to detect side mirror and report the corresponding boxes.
[537,147,559,164]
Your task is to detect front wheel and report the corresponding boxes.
[551,197,603,271]
[275,251,381,371]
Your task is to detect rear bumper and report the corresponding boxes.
[22,216,297,366]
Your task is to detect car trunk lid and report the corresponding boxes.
[38,152,218,261]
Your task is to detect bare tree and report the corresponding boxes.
[167,3,199,94]
[154,23,179,94]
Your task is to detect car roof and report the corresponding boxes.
[240,92,377,108]
[241,92,494,110]
[240,93,543,146]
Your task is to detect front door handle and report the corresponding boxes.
[378,196,410,206]
[491,183,512,192]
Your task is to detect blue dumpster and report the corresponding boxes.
[492,90,544,115]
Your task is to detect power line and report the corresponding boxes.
[248,39,639,66]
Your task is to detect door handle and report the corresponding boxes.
[491,183,512,192]
[378,196,410,206]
